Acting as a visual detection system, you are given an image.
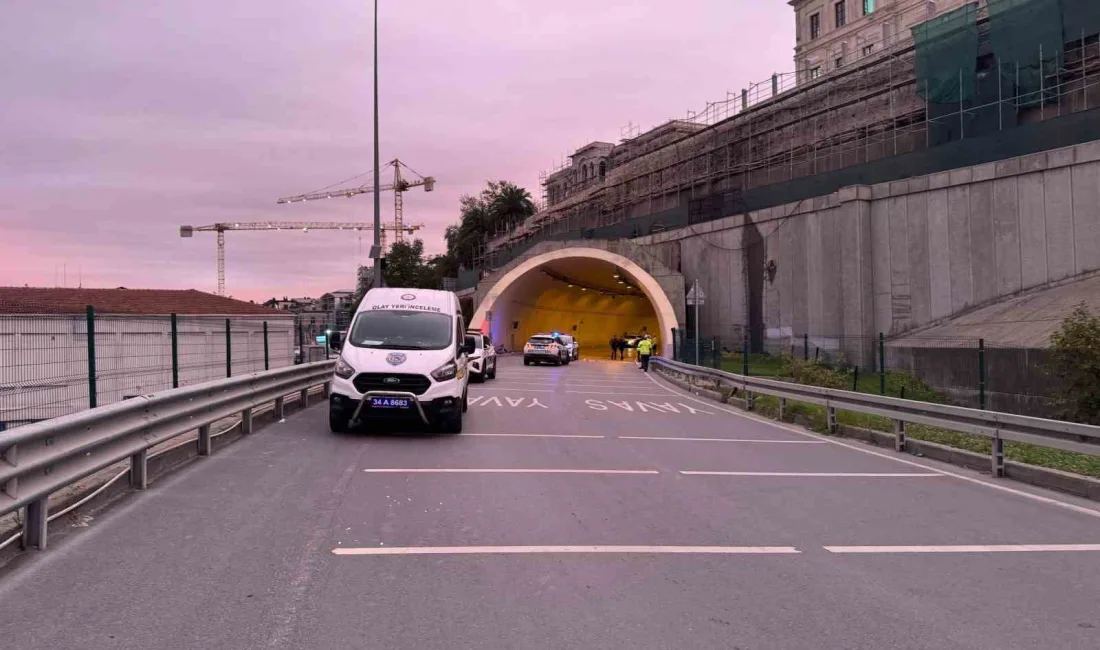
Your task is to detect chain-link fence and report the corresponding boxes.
[668,328,1058,417]
[0,310,297,431]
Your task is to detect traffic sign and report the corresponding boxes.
[686,284,707,306]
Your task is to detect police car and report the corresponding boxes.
[523,333,571,366]
[327,288,472,434]
[465,329,497,382]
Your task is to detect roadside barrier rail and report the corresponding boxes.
[651,357,1100,475]
[0,360,336,549]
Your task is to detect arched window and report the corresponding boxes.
[582,165,588,182]
[599,161,607,180]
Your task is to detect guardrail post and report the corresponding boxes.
[22,498,48,550]
[2,443,17,499]
[991,429,1005,478]
[742,335,749,377]
[263,321,270,371]
[86,305,97,408]
[170,313,180,388]
[197,424,212,456]
[275,396,285,420]
[241,407,253,435]
[978,338,986,410]
[225,318,232,378]
[300,387,310,408]
[779,397,787,420]
[893,419,906,452]
[827,405,837,433]
[130,449,148,489]
[323,381,332,398]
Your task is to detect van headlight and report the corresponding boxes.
[431,360,457,382]
[334,357,356,380]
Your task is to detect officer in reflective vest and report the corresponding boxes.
[636,336,654,372]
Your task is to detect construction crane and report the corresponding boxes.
[179,221,423,297]
[276,158,434,251]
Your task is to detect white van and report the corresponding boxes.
[328,288,473,434]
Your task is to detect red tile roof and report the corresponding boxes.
[0,287,289,316]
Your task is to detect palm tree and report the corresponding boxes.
[489,181,536,233]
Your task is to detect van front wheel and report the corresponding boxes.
[329,407,351,434]
[439,404,463,434]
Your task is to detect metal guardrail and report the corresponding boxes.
[0,360,336,550]
[651,357,1100,476]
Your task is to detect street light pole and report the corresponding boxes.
[371,0,383,288]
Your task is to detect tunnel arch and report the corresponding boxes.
[472,247,680,357]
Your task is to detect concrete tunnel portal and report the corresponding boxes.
[471,248,680,358]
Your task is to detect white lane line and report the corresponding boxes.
[620,436,826,444]
[681,471,944,478]
[641,369,1100,520]
[566,391,673,396]
[464,433,605,439]
[824,544,1100,554]
[469,388,554,392]
[333,545,801,556]
[362,468,659,475]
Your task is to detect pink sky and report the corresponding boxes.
[0,1,793,303]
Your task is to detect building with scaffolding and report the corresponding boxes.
[791,1,975,82]
[476,0,1100,273]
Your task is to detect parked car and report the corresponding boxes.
[558,334,579,361]
[466,329,497,381]
[523,334,570,366]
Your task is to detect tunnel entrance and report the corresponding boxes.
[471,247,680,358]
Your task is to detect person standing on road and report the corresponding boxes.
[636,335,653,372]
[609,335,619,360]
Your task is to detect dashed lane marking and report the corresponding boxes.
[332,545,801,556]
[464,433,605,439]
[362,469,660,475]
[824,544,1100,554]
[619,436,827,444]
[681,471,944,478]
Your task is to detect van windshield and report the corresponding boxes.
[348,310,453,350]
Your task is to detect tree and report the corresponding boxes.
[442,180,538,271]
[1046,304,1100,424]
[382,239,441,289]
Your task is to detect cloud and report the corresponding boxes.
[0,0,791,301]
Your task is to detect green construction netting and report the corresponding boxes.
[988,0,1064,108]
[1062,0,1100,42]
[913,3,980,104]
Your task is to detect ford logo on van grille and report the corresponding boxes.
[383,377,401,385]
[400,293,416,301]
[386,352,407,366]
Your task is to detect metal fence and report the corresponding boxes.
[0,310,299,431]
[668,328,1060,418]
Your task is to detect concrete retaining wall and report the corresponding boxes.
[636,139,1100,366]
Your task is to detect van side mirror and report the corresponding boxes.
[329,332,342,350]
[463,336,477,355]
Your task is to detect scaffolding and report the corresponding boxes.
[477,0,1100,273]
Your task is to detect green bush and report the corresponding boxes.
[1046,305,1100,425]
[780,354,849,389]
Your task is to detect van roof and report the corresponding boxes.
[358,288,456,314]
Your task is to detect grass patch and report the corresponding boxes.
[685,351,1100,479]
[742,395,1100,479]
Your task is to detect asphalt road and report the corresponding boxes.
[3,356,1100,649]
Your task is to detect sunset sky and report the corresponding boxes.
[0,1,792,303]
